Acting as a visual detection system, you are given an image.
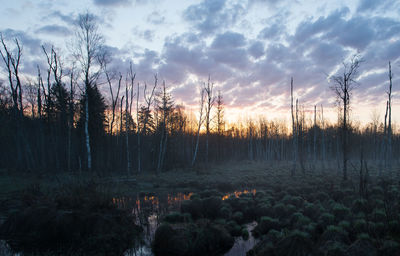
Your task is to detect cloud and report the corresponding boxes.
[47,11,76,25]
[183,0,246,36]
[248,41,264,59]
[93,0,132,7]
[36,25,72,36]
[147,11,165,25]
[211,31,246,49]
[357,0,397,13]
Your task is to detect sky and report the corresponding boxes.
[0,0,400,127]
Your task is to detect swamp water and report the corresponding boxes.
[117,190,258,256]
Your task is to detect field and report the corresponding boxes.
[1,161,400,255]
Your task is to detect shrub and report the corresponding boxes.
[265,229,283,244]
[319,213,335,228]
[319,225,349,245]
[153,222,234,256]
[220,206,232,219]
[164,212,191,223]
[273,203,287,218]
[338,220,351,232]
[370,208,386,222]
[254,202,271,219]
[202,196,222,219]
[274,230,313,256]
[252,216,280,238]
[379,240,400,256]
[0,190,142,256]
[232,211,244,224]
[290,212,311,228]
[181,198,203,219]
[241,228,249,240]
[352,198,368,214]
[226,220,242,237]
[346,237,377,256]
[353,219,368,234]
[332,203,350,220]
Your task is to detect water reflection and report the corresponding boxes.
[114,190,258,256]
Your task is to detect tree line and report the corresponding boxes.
[0,12,398,177]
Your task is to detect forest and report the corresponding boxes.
[0,11,399,256]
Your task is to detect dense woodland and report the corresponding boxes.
[0,13,398,178]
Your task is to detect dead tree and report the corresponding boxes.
[125,71,136,176]
[156,81,172,173]
[387,61,393,173]
[330,54,362,180]
[192,88,206,167]
[0,35,34,169]
[313,105,317,167]
[104,63,122,135]
[72,12,106,171]
[204,76,215,165]
[320,104,326,167]
[290,77,297,176]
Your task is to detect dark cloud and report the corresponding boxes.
[248,41,264,59]
[211,31,246,49]
[183,0,246,36]
[47,11,76,25]
[36,25,72,36]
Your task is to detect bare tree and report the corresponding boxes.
[290,77,297,176]
[104,63,122,135]
[72,12,106,171]
[0,34,23,113]
[330,54,362,180]
[216,90,224,135]
[192,87,206,167]
[204,76,215,165]
[387,61,393,173]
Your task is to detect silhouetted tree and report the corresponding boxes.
[330,54,362,180]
